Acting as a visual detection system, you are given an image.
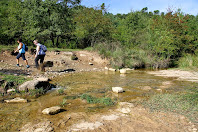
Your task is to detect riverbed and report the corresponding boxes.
[0,70,197,131]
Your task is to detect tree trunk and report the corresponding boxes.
[56,35,60,48]
[50,33,55,47]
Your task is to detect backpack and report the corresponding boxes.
[25,45,28,51]
[23,43,28,51]
[41,45,47,52]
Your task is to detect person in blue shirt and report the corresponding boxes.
[14,38,30,68]
[33,39,46,69]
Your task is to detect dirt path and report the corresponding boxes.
[0,50,109,77]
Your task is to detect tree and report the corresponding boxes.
[1,0,23,44]
[149,10,191,59]
[115,10,149,48]
[73,5,114,48]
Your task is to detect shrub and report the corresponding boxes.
[177,54,198,69]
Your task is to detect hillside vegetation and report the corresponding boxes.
[1,0,198,69]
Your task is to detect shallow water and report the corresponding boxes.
[0,70,196,131]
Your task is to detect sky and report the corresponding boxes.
[80,0,198,15]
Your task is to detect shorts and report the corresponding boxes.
[16,53,26,60]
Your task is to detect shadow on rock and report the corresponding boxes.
[60,69,75,72]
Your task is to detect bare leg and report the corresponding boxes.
[16,59,19,65]
[24,60,28,65]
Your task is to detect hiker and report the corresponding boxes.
[33,40,46,68]
[14,38,30,68]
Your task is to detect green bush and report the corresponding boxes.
[177,54,198,69]
[94,42,171,69]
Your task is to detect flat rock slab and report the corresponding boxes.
[35,77,49,82]
[20,120,54,132]
[101,114,119,121]
[42,106,62,115]
[71,121,103,131]
[4,97,27,103]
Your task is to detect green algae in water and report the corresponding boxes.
[81,93,115,106]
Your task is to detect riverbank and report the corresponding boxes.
[147,69,198,82]
[0,50,109,78]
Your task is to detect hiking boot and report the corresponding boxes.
[16,64,19,67]
[26,65,30,68]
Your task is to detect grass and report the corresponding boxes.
[144,92,198,123]
[94,42,171,69]
[47,47,81,52]
[0,73,44,98]
[177,54,198,70]
[60,98,68,107]
[0,45,18,52]
[0,73,31,91]
[1,73,29,84]
[57,88,65,95]
[28,88,45,97]
[0,44,81,54]
[81,94,115,106]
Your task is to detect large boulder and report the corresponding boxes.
[19,77,50,91]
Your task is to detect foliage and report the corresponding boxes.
[0,73,29,85]
[0,45,17,52]
[60,98,67,107]
[73,6,114,48]
[57,88,64,95]
[1,2,198,69]
[177,54,198,69]
[29,88,45,97]
[115,11,149,48]
[81,94,114,106]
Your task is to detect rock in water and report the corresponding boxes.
[19,77,50,91]
[42,106,62,115]
[4,97,27,103]
[112,87,124,93]
[120,69,127,74]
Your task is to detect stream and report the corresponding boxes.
[0,70,196,131]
